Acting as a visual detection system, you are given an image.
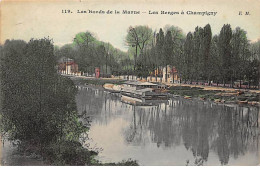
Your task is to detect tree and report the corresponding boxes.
[163,31,173,82]
[192,26,204,82]
[231,27,251,87]
[182,32,194,82]
[209,35,221,84]
[249,40,260,88]
[126,26,153,72]
[73,31,96,47]
[218,24,232,86]
[65,31,129,76]
[155,28,165,81]
[202,24,212,80]
[0,38,87,148]
[164,25,185,83]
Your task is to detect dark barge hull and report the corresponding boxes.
[121,95,168,106]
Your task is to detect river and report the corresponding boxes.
[0,85,259,166]
[76,86,260,166]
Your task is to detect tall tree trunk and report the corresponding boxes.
[231,73,233,88]
[172,73,174,84]
[106,54,108,75]
[134,44,138,71]
[155,67,158,82]
[248,78,251,89]
[239,74,242,89]
[165,65,168,83]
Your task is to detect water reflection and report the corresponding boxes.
[76,86,259,166]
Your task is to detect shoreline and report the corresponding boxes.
[69,76,260,107]
[68,75,260,92]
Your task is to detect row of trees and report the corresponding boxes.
[55,32,128,76]
[54,24,259,87]
[125,25,185,81]
[124,24,260,87]
[180,24,259,87]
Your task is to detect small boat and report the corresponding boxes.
[238,100,248,105]
[236,91,244,96]
[103,83,122,93]
[248,101,260,106]
[214,99,221,103]
[121,95,168,106]
[199,97,206,101]
[184,96,192,99]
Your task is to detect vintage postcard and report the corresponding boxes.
[0,0,259,166]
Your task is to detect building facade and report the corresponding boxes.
[58,58,79,75]
[162,65,180,83]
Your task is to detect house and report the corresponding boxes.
[146,65,180,83]
[95,67,100,78]
[162,65,180,83]
[58,58,79,75]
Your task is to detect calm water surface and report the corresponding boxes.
[76,86,260,166]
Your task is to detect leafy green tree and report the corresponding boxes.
[209,35,221,84]
[155,29,165,81]
[126,26,153,72]
[202,24,212,80]
[73,32,96,47]
[218,24,232,85]
[163,31,173,82]
[181,32,194,82]
[192,26,204,82]
[0,39,91,165]
[249,40,260,88]
[164,25,185,67]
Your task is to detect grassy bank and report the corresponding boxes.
[168,86,259,105]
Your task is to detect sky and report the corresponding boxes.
[1,0,260,52]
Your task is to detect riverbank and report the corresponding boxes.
[168,86,259,106]
[0,137,45,166]
[0,137,138,166]
[70,76,125,86]
[70,76,259,107]
[165,82,260,93]
[70,75,260,92]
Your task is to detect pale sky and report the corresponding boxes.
[1,0,260,51]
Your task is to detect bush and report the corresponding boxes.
[102,159,139,166]
[43,140,97,165]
